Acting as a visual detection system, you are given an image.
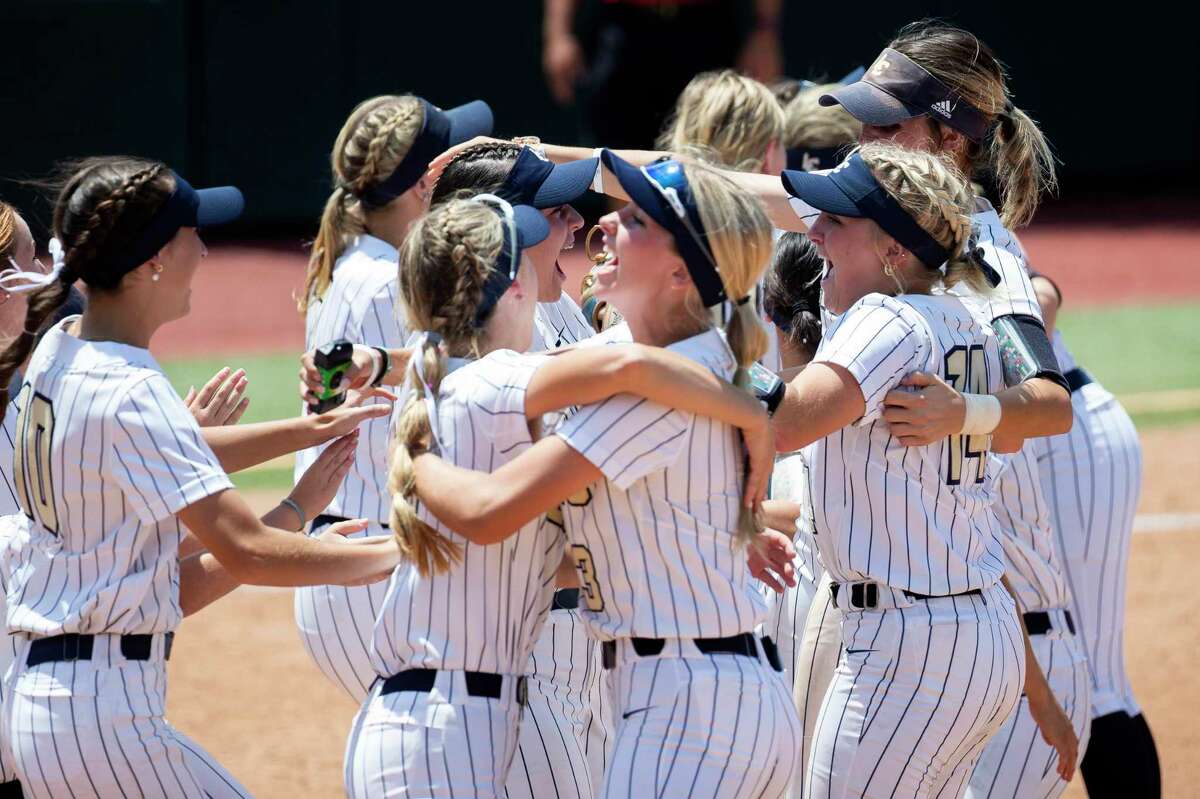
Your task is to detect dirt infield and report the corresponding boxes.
[162,423,1200,797]
[158,221,1200,360]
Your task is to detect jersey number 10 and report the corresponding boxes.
[13,385,59,534]
[943,345,988,486]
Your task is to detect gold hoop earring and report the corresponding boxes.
[584,225,608,265]
[883,263,896,279]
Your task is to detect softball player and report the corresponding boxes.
[406,155,802,798]
[339,194,776,798]
[1032,281,1158,797]
[769,143,1025,798]
[429,141,612,799]
[0,157,400,798]
[294,93,494,701]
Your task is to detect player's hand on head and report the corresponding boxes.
[186,367,251,427]
[426,136,508,188]
[747,527,797,594]
[882,371,966,447]
[298,343,377,406]
[290,432,358,524]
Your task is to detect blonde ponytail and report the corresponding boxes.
[387,199,504,576]
[300,95,425,312]
[658,70,784,173]
[990,103,1057,229]
[684,163,773,546]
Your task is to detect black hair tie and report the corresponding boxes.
[735,295,752,306]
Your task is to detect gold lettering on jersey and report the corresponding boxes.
[570,544,605,611]
[944,345,989,486]
[13,385,59,534]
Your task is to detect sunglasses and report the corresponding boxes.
[639,160,720,274]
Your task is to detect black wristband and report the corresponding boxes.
[370,347,390,387]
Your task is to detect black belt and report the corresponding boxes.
[379,668,526,705]
[552,588,580,611]
[831,582,983,610]
[1065,368,1093,394]
[0,779,23,798]
[1023,610,1075,636]
[26,632,175,667]
[600,632,781,672]
[311,513,389,532]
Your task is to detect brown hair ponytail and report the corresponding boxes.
[0,157,175,422]
[300,95,426,312]
[890,21,1056,229]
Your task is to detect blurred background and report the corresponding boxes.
[1,2,1197,797]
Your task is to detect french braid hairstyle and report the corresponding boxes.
[858,142,994,297]
[300,94,426,311]
[0,158,175,421]
[429,141,523,206]
[890,21,1056,228]
[682,162,773,545]
[763,232,823,360]
[658,69,785,173]
[387,199,506,576]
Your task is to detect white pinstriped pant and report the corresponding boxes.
[602,641,801,799]
[0,621,27,786]
[344,670,524,798]
[1036,385,1142,718]
[793,574,843,799]
[506,605,612,799]
[967,612,1091,799]
[8,634,250,798]
[294,521,391,703]
[807,584,1024,799]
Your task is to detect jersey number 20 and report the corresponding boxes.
[13,385,59,534]
[943,345,988,486]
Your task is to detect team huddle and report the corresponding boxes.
[0,19,1158,799]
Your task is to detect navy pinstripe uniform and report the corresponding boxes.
[506,292,614,799]
[294,234,406,702]
[556,328,800,799]
[5,318,250,798]
[805,293,1024,799]
[344,350,562,798]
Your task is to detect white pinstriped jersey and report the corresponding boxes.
[370,349,562,677]
[556,328,768,640]
[989,448,1072,612]
[294,235,404,523]
[768,449,820,588]
[532,292,594,352]
[0,399,21,784]
[810,293,1007,595]
[5,319,232,637]
[963,199,1044,322]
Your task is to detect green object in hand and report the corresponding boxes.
[310,339,355,413]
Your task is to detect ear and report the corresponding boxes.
[667,260,693,291]
[761,138,786,176]
[881,237,908,268]
[936,123,968,161]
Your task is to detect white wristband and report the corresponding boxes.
[591,148,604,194]
[961,393,1002,435]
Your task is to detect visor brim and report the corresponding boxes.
[780,170,863,218]
[512,204,551,250]
[444,100,495,145]
[819,81,926,126]
[532,157,598,208]
[195,186,245,227]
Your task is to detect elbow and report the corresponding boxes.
[774,423,804,454]
[610,344,653,389]
[1047,382,1073,435]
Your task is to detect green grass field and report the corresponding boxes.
[161,302,1200,492]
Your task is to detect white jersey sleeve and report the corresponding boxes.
[817,295,930,425]
[111,375,231,524]
[532,292,595,351]
[556,397,689,491]
[968,201,1043,322]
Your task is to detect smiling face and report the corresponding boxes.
[805,211,899,314]
[592,201,687,319]
[152,226,207,323]
[525,203,584,302]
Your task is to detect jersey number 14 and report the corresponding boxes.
[13,384,59,534]
[943,345,988,486]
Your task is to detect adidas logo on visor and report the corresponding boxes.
[930,98,957,118]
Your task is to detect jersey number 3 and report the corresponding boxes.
[943,345,988,486]
[570,544,605,612]
[13,385,59,534]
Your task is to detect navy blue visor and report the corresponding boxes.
[781,153,951,269]
[471,194,550,326]
[497,147,599,209]
[786,145,851,173]
[600,150,726,307]
[107,172,244,275]
[821,49,989,143]
[361,98,494,208]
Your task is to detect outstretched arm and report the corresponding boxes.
[772,362,866,453]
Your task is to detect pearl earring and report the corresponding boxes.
[152,272,161,282]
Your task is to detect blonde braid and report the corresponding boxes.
[388,200,503,576]
[351,102,425,196]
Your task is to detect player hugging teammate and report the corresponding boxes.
[0,16,1157,799]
